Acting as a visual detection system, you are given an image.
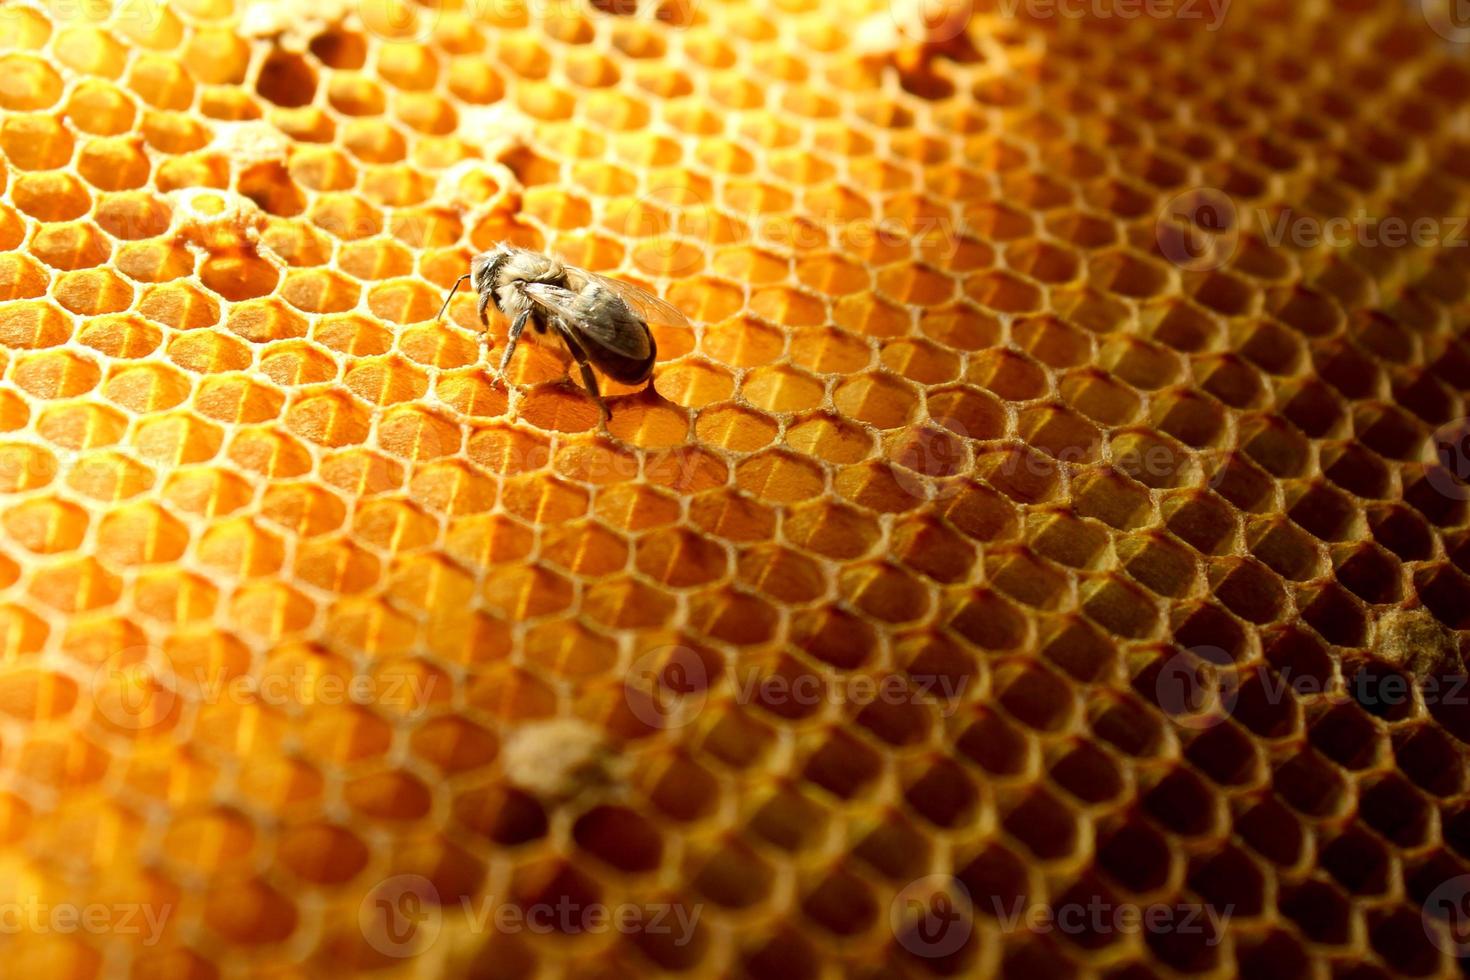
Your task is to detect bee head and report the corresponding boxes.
[470,249,512,311]
[469,251,494,284]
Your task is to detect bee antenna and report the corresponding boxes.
[437,274,472,321]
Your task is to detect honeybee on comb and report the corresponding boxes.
[438,245,688,420]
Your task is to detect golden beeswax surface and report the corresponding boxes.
[4,0,1470,976]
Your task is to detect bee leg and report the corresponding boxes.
[577,360,610,423]
[555,322,611,422]
[477,289,493,327]
[497,310,530,381]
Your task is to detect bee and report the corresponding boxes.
[437,245,687,420]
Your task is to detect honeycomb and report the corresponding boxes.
[4,0,1470,975]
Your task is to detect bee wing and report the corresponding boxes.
[584,272,690,330]
[520,281,587,324]
[524,280,654,363]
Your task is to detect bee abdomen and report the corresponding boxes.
[591,331,657,384]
